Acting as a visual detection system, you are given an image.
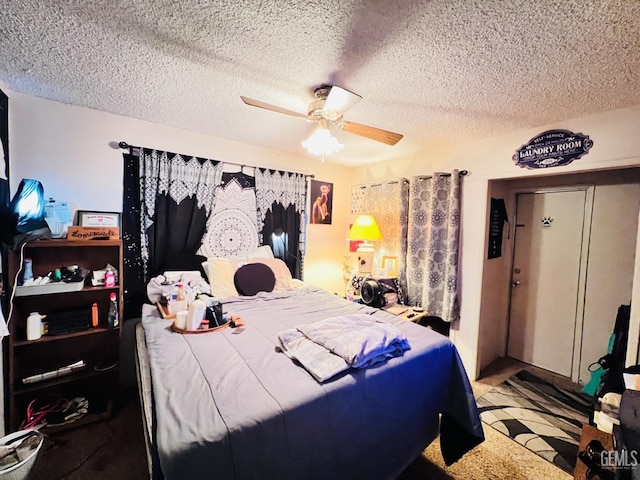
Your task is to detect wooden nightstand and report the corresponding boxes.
[383,305,428,323]
[383,305,451,337]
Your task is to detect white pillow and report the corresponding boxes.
[203,258,240,298]
[240,258,292,291]
[202,256,292,298]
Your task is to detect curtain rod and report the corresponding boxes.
[118,141,315,179]
[416,170,469,180]
[366,178,409,188]
[358,170,469,188]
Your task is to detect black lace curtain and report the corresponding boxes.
[122,148,307,319]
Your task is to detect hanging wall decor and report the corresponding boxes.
[488,198,508,259]
[310,180,333,225]
[513,129,593,169]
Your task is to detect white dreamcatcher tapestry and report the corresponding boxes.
[198,172,259,258]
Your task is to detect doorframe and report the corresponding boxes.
[505,184,595,382]
[628,213,640,369]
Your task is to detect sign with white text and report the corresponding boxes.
[513,129,593,169]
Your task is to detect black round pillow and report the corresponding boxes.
[234,263,276,296]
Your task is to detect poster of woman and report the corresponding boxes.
[310,180,333,225]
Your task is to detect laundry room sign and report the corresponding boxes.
[513,129,593,169]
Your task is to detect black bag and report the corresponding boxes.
[595,304,631,399]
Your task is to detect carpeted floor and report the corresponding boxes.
[475,369,592,474]
[28,387,149,480]
[26,357,577,480]
[399,357,577,480]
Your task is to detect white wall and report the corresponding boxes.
[7,92,352,294]
[352,105,640,379]
[5,88,640,385]
[477,182,511,372]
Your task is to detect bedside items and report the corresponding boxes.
[349,275,405,307]
[383,305,451,337]
[383,305,428,323]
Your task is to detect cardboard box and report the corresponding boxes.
[66,226,120,240]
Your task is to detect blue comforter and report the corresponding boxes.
[141,286,483,480]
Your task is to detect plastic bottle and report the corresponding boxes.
[23,258,33,282]
[186,298,206,331]
[170,283,188,314]
[26,312,42,341]
[174,310,188,330]
[92,302,99,327]
[108,292,119,329]
[104,267,116,288]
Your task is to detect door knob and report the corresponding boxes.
[512,281,521,287]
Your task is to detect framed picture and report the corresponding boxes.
[77,211,121,229]
[310,180,333,225]
[381,256,398,276]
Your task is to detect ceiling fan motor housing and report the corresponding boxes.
[308,86,342,122]
[307,98,327,119]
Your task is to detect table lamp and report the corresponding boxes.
[347,215,383,274]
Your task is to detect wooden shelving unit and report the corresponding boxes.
[3,239,123,432]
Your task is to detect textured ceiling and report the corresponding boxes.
[1,0,640,166]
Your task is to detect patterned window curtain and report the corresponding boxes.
[406,171,461,322]
[122,149,223,319]
[354,180,410,293]
[254,168,307,279]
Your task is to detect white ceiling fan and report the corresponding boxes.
[240,85,404,147]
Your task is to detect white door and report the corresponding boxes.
[507,190,588,377]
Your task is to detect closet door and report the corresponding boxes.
[507,189,588,377]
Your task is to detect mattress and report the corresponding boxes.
[136,285,483,480]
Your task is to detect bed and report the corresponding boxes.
[135,267,484,480]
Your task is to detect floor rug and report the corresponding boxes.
[475,370,593,474]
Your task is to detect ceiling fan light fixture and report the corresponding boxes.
[241,84,403,155]
[301,123,344,158]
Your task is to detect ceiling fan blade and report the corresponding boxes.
[340,121,403,146]
[240,96,307,119]
[323,86,362,115]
